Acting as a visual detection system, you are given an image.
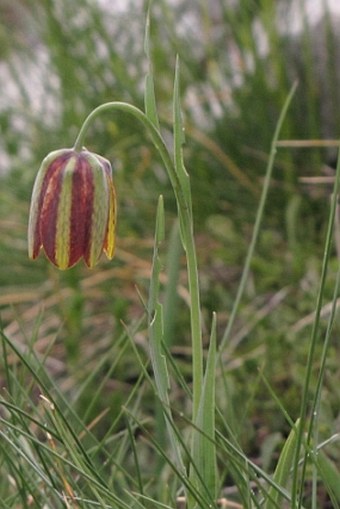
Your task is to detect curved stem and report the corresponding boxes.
[74,101,203,419]
[74,102,186,214]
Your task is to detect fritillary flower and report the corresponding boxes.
[28,148,116,269]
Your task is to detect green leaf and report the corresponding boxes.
[191,313,217,506]
[163,220,182,347]
[173,56,191,205]
[144,2,160,130]
[265,419,301,509]
[173,56,186,148]
[316,450,340,507]
[173,56,193,251]
[148,195,165,316]
[148,196,169,395]
[148,196,184,473]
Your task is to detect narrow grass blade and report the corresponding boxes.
[173,56,191,216]
[292,132,340,509]
[265,419,301,509]
[144,2,160,130]
[172,58,203,423]
[216,428,293,507]
[0,326,106,490]
[148,195,165,315]
[0,417,131,508]
[316,451,340,507]
[219,80,298,357]
[125,407,211,508]
[191,313,217,507]
[126,417,144,498]
[216,382,252,508]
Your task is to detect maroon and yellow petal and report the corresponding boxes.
[40,153,75,269]
[83,153,110,268]
[28,149,72,260]
[68,154,94,267]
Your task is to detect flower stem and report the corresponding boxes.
[73,101,203,419]
[74,103,185,206]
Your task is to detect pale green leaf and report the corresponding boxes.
[265,419,301,509]
[317,450,340,507]
[191,313,217,506]
[173,56,193,248]
[148,196,184,472]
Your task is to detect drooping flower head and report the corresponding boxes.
[28,148,116,270]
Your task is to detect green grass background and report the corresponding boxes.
[1,0,340,507]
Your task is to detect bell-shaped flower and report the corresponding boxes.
[28,148,116,269]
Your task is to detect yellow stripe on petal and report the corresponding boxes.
[55,157,76,270]
[86,157,109,268]
[103,176,116,260]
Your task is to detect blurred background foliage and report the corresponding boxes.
[1,0,340,492]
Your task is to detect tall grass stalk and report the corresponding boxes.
[291,143,340,508]
[310,250,340,508]
[219,81,298,357]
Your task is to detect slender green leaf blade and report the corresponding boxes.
[265,419,301,509]
[191,313,217,506]
[144,2,160,129]
[148,196,184,473]
[148,195,165,316]
[163,220,182,347]
[173,56,192,214]
[316,450,340,506]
